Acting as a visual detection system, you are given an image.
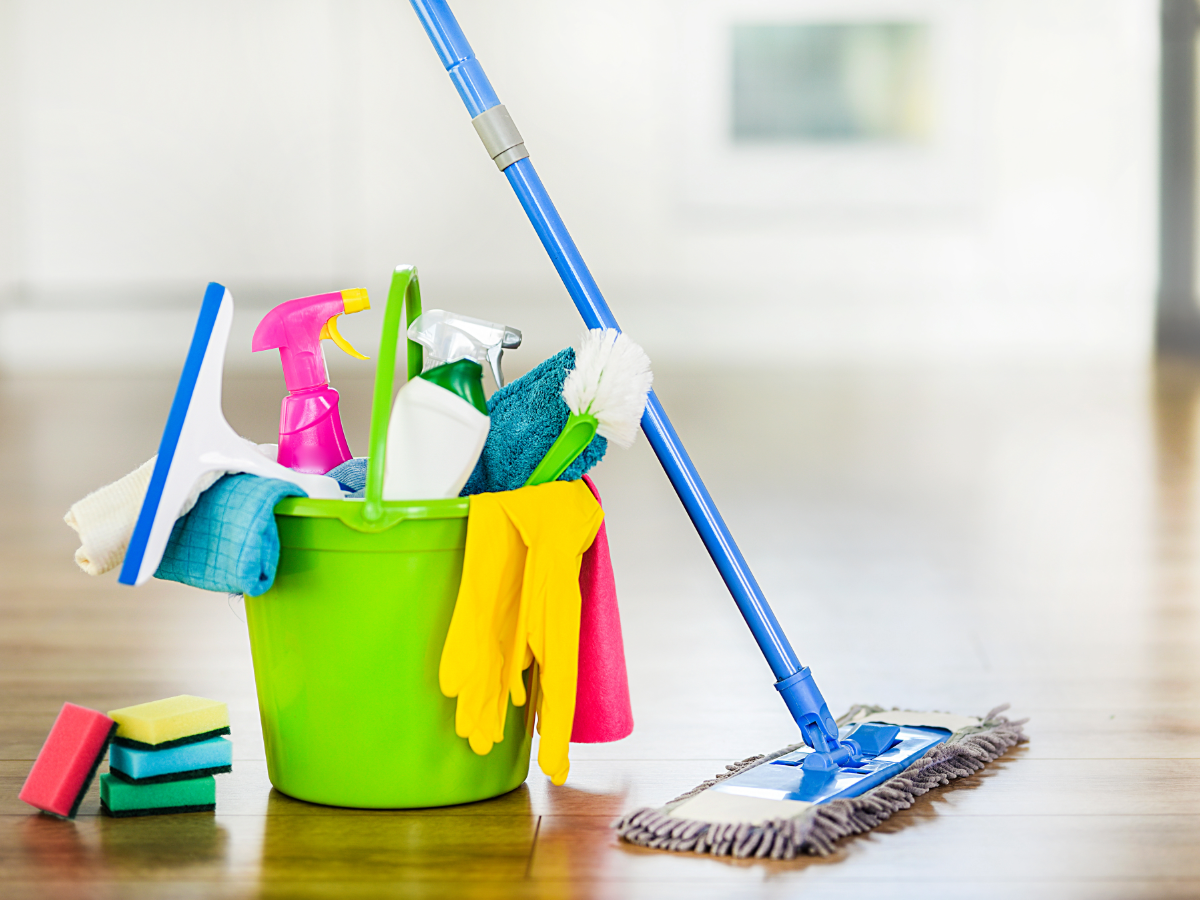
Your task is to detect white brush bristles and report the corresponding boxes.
[562,329,653,449]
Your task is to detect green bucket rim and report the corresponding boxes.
[274,496,468,532]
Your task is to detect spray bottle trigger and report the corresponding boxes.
[340,287,370,314]
[486,345,505,388]
[319,316,369,360]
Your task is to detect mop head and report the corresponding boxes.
[615,704,1027,859]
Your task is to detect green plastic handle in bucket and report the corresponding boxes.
[363,265,425,524]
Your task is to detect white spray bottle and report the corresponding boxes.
[382,310,522,500]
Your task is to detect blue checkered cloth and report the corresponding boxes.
[154,474,306,597]
[461,347,608,495]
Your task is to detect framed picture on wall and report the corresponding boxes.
[672,0,983,217]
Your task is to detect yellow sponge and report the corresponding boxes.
[107,696,229,750]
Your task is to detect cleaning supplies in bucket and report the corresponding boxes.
[242,267,535,809]
[382,309,522,500]
[64,263,637,807]
[252,288,372,474]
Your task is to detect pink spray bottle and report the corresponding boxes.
[252,288,371,474]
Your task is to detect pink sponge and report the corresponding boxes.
[19,703,117,819]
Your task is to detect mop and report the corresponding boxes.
[407,0,1026,857]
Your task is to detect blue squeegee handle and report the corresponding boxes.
[409,0,846,751]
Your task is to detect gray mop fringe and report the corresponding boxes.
[614,704,1028,859]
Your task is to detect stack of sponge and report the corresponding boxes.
[100,696,232,818]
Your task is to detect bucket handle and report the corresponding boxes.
[363,266,423,522]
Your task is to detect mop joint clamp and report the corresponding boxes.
[471,105,529,171]
[774,667,863,771]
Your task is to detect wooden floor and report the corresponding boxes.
[3,359,1200,899]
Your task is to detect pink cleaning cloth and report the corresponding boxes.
[572,475,634,743]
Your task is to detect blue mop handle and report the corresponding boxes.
[409,0,845,747]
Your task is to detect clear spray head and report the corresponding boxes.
[407,309,522,387]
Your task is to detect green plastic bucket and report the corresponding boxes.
[244,267,533,808]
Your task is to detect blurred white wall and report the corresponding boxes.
[0,0,1159,372]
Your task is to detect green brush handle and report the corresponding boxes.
[523,413,599,487]
[363,266,424,522]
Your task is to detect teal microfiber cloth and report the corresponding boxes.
[155,474,305,596]
[462,347,608,495]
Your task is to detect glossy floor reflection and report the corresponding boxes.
[3,360,1200,899]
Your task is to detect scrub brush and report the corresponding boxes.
[525,329,653,487]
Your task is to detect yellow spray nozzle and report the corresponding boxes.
[319,315,369,360]
[341,288,370,315]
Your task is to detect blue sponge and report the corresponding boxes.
[462,348,607,495]
[109,736,233,785]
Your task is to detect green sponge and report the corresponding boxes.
[99,772,216,817]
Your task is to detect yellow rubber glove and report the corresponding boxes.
[495,482,604,785]
[438,481,603,784]
[438,494,526,755]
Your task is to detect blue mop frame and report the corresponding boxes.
[409,1,855,764]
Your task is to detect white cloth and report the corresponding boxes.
[65,444,278,576]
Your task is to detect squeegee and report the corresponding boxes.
[119,283,343,586]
